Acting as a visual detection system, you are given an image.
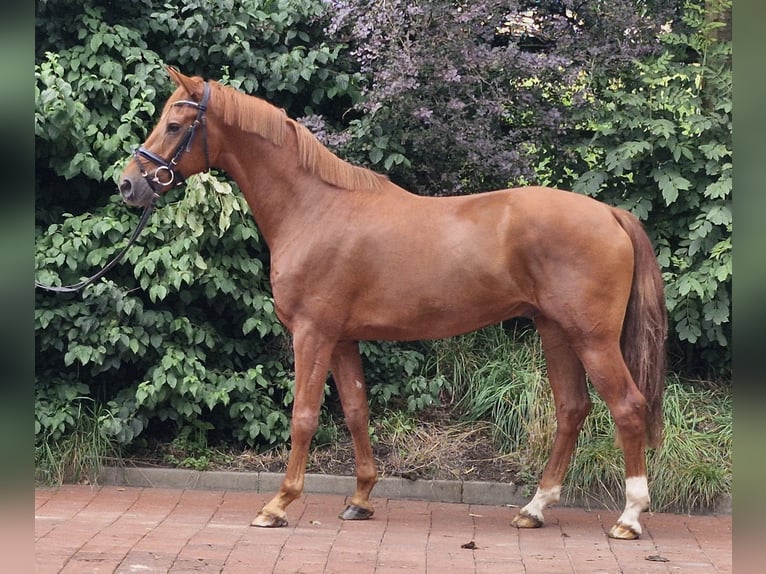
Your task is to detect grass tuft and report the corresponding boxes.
[35,402,122,486]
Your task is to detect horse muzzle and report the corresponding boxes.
[119,175,159,208]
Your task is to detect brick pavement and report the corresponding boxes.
[35,485,731,573]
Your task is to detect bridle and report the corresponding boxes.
[35,82,212,294]
[132,81,211,190]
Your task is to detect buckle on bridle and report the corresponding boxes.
[152,165,175,186]
[133,146,184,189]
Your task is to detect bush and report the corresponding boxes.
[36,174,294,447]
[35,0,730,477]
[323,0,677,195]
[34,0,418,459]
[560,0,732,376]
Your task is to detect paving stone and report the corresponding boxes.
[35,485,732,573]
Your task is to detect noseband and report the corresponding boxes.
[133,81,212,189]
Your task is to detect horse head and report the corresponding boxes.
[119,67,213,207]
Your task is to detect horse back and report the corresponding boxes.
[270,185,634,341]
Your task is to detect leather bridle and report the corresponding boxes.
[35,82,212,294]
[132,81,211,190]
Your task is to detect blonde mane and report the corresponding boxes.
[211,81,385,192]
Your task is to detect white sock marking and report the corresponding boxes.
[617,475,649,534]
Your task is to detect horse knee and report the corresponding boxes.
[291,412,319,442]
[556,398,591,433]
[343,405,369,434]
[612,395,648,441]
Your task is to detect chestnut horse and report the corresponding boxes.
[119,68,667,540]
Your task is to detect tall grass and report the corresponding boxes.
[423,324,731,513]
[35,403,122,486]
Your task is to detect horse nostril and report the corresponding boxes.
[119,179,133,198]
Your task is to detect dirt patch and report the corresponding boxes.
[127,407,526,486]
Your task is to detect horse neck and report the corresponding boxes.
[213,123,331,248]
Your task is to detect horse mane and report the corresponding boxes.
[211,81,385,192]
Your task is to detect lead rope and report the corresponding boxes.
[34,198,156,293]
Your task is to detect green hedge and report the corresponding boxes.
[35,0,730,459]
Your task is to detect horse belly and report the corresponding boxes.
[347,301,531,341]
[343,254,530,341]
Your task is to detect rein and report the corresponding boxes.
[34,200,157,293]
[35,82,212,294]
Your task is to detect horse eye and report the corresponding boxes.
[167,122,182,134]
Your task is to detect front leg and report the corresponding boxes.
[252,328,336,527]
[331,341,377,520]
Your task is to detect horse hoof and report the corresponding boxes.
[251,511,288,528]
[339,504,374,521]
[608,522,640,540]
[511,510,543,529]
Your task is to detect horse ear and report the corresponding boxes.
[166,66,184,84]
[165,66,204,97]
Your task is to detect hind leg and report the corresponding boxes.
[578,343,650,539]
[512,317,591,529]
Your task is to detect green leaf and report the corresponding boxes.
[704,178,731,200]
[699,142,729,161]
[336,73,349,91]
[148,284,168,302]
[618,140,652,158]
[369,147,384,165]
[676,316,701,343]
[647,118,675,139]
[242,317,259,335]
[705,205,731,226]
[677,275,704,298]
[89,34,103,52]
[573,170,606,196]
[703,299,729,325]
[653,168,690,205]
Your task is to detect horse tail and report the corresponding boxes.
[611,208,668,448]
